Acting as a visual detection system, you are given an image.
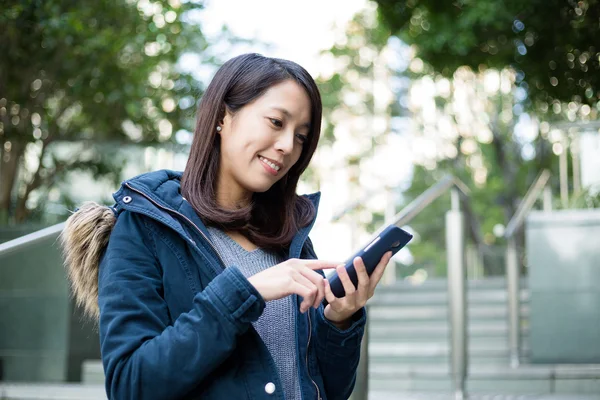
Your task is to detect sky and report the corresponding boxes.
[196,0,368,75]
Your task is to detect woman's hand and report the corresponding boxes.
[247,259,338,314]
[323,251,393,327]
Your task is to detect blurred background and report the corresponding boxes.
[1,0,600,399]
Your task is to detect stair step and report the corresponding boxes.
[369,376,600,394]
[369,364,600,379]
[363,278,599,397]
[369,342,530,358]
[371,290,529,306]
[369,391,600,400]
[0,383,106,399]
[369,358,525,366]
[371,356,527,366]
[375,277,527,293]
[82,360,105,385]
[370,337,528,350]
[369,305,530,321]
[369,321,529,339]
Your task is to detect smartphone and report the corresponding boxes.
[327,225,413,298]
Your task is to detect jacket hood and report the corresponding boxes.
[60,169,321,320]
[60,202,116,320]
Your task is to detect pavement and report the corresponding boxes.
[370,392,600,400]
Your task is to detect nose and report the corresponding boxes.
[274,129,295,155]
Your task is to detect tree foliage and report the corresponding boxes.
[0,0,213,224]
[374,0,600,110]
[315,2,597,277]
[315,8,402,235]
[367,0,600,275]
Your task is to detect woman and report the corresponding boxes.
[61,53,392,400]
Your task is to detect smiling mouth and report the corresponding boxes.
[258,155,282,172]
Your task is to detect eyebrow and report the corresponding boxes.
[270,107,310,129]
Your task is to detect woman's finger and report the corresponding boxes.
[297,267,325,308]
[337,263,356,296]
[323,278,338,304]
[354,257,370,289]
[292,273,318,312]
[369,251,393,292]
[303,259,344,271]
[353,256,370,303]
[291,277,316,313]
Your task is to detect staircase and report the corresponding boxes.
[368,277,600,396]
[3,277,600,399]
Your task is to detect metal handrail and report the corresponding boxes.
[353,174,473,400]
[375,175,469,232]
[330,187,386,223]
[0,174,473,258]
[0,222,65,260]
[333,174,485,251]
[503,169,552,368]
[505,169,552,238]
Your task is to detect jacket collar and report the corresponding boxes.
[117,169,185,211]
[114,169,321,253]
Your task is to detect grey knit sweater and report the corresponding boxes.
[206,226,300,400]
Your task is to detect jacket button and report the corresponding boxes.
[123,196,132,204]
[264,382,276,394]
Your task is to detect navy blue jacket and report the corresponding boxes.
[97,170,366,399]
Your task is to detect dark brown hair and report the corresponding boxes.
[181,53,322,250]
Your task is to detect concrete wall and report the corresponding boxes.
[0,232,100,382]
[526,209,600,363]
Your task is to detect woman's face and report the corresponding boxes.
[217,79,312,200]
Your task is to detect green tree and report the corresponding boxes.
[401,76,554,274]
[315,5,400,218]
[373,0,600,109]
[368,0,600,274]
[0,0,214,224]
[315,1,594,276]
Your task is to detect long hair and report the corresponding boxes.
[181,53,322,250]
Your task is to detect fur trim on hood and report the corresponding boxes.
[60,202,116,320]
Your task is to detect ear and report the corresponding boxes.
[219,107,234,134]
[216,118,225,135]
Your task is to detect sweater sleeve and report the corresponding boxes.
[98,211,265,400]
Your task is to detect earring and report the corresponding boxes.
[216,126,222,132]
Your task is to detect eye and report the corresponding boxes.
[269,118,283,128]
[295,134,308,144]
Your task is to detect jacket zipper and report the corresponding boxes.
[126,183,322,399]
[298,233,322,400]
[306,310,322,400]
[124,183,226,268]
